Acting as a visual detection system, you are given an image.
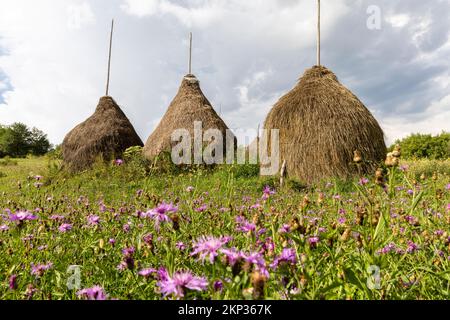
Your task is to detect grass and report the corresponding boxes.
[0,156,449,300]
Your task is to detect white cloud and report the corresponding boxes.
[120,0,161,17]
[386,14,410,28]
[67,2,96,30]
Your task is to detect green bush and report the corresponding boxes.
[390,132,449,160]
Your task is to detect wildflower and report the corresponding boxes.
[407,241,419,253]
[25,284,37,300]
[50,214,65,220]
[87,215,100,226]
[407,189,414,196]
[31,262,53,277]
[446,184,450,191]
[338,217,346,225]
[58,223,72,233]
[195,204,208,212]
[242,251,266,270]
[143,233,153,245]
[109,238,116,246]
[9,275,17,290]
[114,159,124,166]
[186,186,194,192]
[136,189,144,197]
[176,241,186,251]
[270,248,297,270]
[118,247,135,271]
[157,269,208,299]
[37,245,48,251]
[123,223,131,233]
[220,248,243,267]
[138,268,157,278]
[377,242,397,255]
[77,286,108,300]
[235,216,257,234]
[278,224,290,234]
[34,175,43,181]
[0,224,9,231]
[213,280,223,292]
[146,202,177,231]
[399,164,409,172]
[308,236,320,249]
[191,235,231,264]
[262,186,275,200]
[9,211,37,222]
[385,152,399,167]
[358,177,369,186]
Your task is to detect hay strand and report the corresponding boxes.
[106,19,114,96]
[263,65,386,183]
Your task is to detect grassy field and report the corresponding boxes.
[0,156,449,300]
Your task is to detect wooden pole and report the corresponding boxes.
[189,32,193,75]
[106,19,114,96]
[317,0,321,67]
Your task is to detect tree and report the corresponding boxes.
[29,127,51,156]
[390,132,450,160]
[0,122,51,158]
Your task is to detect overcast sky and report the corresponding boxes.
[1,0,449,146]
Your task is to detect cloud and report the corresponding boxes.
[0,0,449,146]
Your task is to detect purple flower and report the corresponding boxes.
[87,215,100,226]
[122,247,135,257]
[146,202,177,231]
[407,241,419,253]
[359,177,369,185]
[278,224,290,234]
[58,223,72,233]
[143,233,153,245]
[220,248,243,266]
[9,210,37,222]
[235,216,257,234]
[213,280,223,292]
[77,286,107,300]
[242,251,266,268]
[9,275,17,290]
[195,204,208,212]
[377,242,397,255]
[0,224,9,231]
[191,235,231,264]
[34,175,43,181]
[50,215,65,220]
[186,186,195,192]
[109,238,116,246]
[407,189,414,195]
[308,236,320,248]
[176,241,186,251]
[31,262,53,277]
[157,269,208,299]
[337,217,346,225]
[446,184,450,191]
[114,159,124,166]
[138,268,157,278]
[262,186,275,200]
[118,247,135,271]
[270,248,297,269]
[399,165,409,172]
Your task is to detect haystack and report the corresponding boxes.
[263,65,386,183]
[62,96,143,171]
[143,74,234,161]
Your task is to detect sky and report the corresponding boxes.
[0,0,449,146]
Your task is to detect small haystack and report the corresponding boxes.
[263,65,386,183]
[62,96,143,171]
[144,74,234,160]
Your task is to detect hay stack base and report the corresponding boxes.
[144,74,234,161]
[264,66,386,183]
[62,96,143,171]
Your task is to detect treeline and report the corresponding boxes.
[389,132,450,160]
[0,123,51,158]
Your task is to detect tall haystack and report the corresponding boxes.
[62,96,143,171]
[144,74,234,161]
[263,65,386,183]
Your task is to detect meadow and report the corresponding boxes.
[0,153,449,300]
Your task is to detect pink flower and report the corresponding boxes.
[77,286,107,300]
[9,210,37,221]
[145,202,177,231]
[138,268,157,278]
[87,215,100,226]
[58,223,72,233]
[157,269,208,299]
[31,262,53,277]
[191,235,231,264]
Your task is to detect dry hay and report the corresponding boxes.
[62,96,143,171]
[263,65,386,183]
[144,74,235,161]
